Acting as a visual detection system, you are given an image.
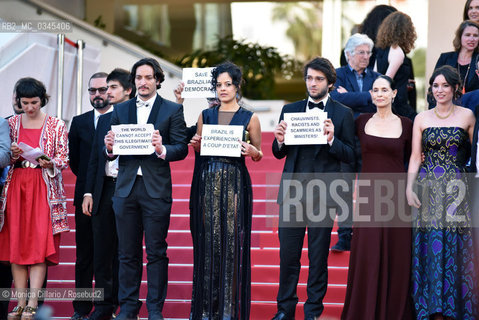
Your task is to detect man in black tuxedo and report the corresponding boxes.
[104,58,188,320]
[82,69,134,320]
[69,72,111,320]
[271,57,355,320]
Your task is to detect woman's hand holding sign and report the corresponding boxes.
[240,140,263,161]
[189,134,201,153]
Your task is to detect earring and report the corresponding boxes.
[391,97,395,104]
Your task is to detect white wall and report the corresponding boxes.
[426,0,463,81]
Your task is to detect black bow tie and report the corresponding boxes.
[137,100,149,108]
[308,101,324,110]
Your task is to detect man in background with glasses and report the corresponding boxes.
[69,72,111,320]
[329,34,380,252]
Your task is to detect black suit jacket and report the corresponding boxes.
[272,98,355,204]
[435,51,479,93]
[107,95,188,200]
[84,112,113,216]
[69,110,95,207]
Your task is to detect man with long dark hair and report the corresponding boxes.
[104,58,188,320]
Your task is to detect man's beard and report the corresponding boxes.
[308,86,328,101]
[90,97,109,109]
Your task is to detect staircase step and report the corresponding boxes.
[52,132,349,318]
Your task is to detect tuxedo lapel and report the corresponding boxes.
[87,111,95,136]
[147,95,162,124]
[128,99,137,124]
[299,99,308,112]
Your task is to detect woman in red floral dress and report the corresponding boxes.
[0,77,69,320]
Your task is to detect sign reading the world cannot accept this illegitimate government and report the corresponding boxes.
[112,124,155,155]
[200,124,243,157]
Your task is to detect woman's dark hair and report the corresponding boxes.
[130,58,165,89]
[428,65,463,100]
[210,61,243,97]
[374,75,397,90]
[453,20,479,52]
[303,57,336,91]
[359,5,397,43]
[464,0,478,21]
[15,77,50,108]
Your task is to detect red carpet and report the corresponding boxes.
[39,132,349,319]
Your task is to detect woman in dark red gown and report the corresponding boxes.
[341,75,414,320]
[0,78,69,320]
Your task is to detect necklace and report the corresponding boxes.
[457,62,471,94]
[434,105,455,119]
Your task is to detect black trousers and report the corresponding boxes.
[73,205,94,315]
[276,202,334,319]
[113,177,171,318]
[91,178,119,315]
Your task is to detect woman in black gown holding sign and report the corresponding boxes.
[189,62,262,320]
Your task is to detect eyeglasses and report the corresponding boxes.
[354,50,372,56]
[88,87,108,95]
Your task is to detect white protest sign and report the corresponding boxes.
[112,124,155,155]
[182,67,215,99]
[284,111,328,145]
[200,124,243,157]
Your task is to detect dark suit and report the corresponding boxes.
[107,95,188,317]
[330,66,379,118]
[462,89,479,112]
[435,51,479,93]
[84,112,119,316]
[272,98,355,319]
[68,110,95,316]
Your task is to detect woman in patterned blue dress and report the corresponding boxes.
[406,65,477,319]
